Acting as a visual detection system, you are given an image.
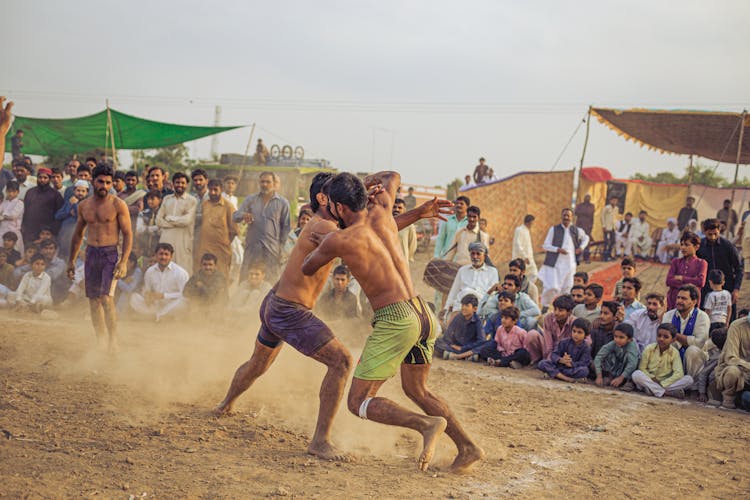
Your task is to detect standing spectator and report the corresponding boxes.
[538,208,589,308]
[472,157,489,185]
[0,181,24,252]
[62,159,80,188]
[614,212,634,257]
[444,206,489,265]
[665,232,707,309]
[21,167,63,248]
[50,167,65,196]
[703,269,732,330]
[717,199,739,238]
[392,198,417,267]
[404,186,417,211]
[10,129,23,160]
[254,139,270,165]
[714,319,750,409]
[574,194,595,263]
[136,191,162,257]
[512,215,538,284]
[196,179,237,277]
[129,243,189,321]
[601,196,619,261]
[156,172,198,276]
[234,171,291,281]
[630,210,652,258]
[463,175,475,188]
[146,166,174,198]
[190,168,209,271]
[655,218,681,263]
[434,195,469,260]
[119,170,144,235]
[54,180,88,260]
[7,159,35,200]
[662,284,710,382]
[677,197,698,231]
[62,164,92,202]
[697,218,742,316]
[223,175,239,207]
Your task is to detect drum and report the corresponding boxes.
[423,259,461,294]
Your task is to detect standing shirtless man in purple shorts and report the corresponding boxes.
[68,164,133,354]
[214,172,449,462]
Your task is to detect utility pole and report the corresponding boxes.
[210,105,222,160]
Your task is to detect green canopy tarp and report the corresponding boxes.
[4,108,244,156]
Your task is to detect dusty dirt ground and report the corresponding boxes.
[2,256,750,498]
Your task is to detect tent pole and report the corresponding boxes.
[575,105,592,202]
[688,155,694,185]
[730,110,747,209]
[106,99,118,170]
[240,122,256,181]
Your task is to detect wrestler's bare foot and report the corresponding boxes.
[418,416,447,472]
[212,402,234,417]
[449,443,485,473]
[108,338,120,355]
[307,440,354,462]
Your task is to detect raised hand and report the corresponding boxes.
[0,97,13,136]
[418,197,453,221]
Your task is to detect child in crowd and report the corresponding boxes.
[32,227,54,247]
[436,295,486,360]
[11,254,52,313]
[537,318,592,382]
[230,263,272,316]
[570,284,585,305]
[632,323,694,398]
[703,270,732,331]
[738,308,750,319]
[136,191,162,256]
[485,307,531,368]
[483,290,516,339]
[572,283,603,323]
[2,231,21,265]
[573,271,589,287]
[696,327,728,403]
[115,254,143,312]
[184,253,229,313]
[589,300,619,359]
[593,323,639,390]
[0,181,24,252]
[11,244,38,288]
[0,249,13,288]
[613,258,636,300]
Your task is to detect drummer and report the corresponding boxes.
[442,241,499,324]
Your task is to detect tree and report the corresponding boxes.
[630,164,731,187]
[143,144,192,172]
[446,178,463,201]
[45,147,116,169]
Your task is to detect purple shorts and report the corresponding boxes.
[85,245,119,299]
[257,290,334,356]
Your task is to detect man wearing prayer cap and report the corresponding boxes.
[656,217,681,264]
[442,239,498,323]
[21,165,64,247]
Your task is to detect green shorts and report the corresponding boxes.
[353,296,437,381]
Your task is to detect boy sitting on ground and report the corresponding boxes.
[593,323,640,390]
[696,327,728,403]
[483,290,516,339]
[703,269,732,331]
[436,295,486,360]
[2,231,21,266]
[589,300,619,359]
[573,283,603,323]
[11,254,53,313]
[632,323,694,398]
[230,263,273,316]
[537,318,592,382]
[0,249,13,288]
[484,306,531,369]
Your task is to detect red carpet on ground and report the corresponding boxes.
[590,261,654,300]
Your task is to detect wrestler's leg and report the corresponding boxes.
[100,295,118,353]
[348,377,447,471]
[214,339,283,416]
[88,297,106,346]
[307,338,354,461]
[400,363,484,473]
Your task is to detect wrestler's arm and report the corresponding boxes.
[0,98,12,162]
[301,233,338,276]
[115,197,133,279]
[364,170,400,210]
[67,203,88,277]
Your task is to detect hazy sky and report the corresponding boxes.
[3,0,749,185]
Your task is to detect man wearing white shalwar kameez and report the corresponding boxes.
[156,173,197,277]
[538,208,589,308]
[512,214,538,283]
[631,210,652,258]
[656,218,681,263]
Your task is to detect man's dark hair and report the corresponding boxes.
[680,231,701,246]
[622,276,642,292]
[658,323,678,338]
[92,163,114,180]
[328,173,367,212]
[503,274,521,288]
[171,172,189,184]
[708,269,725,285]
[645,292,665,304]
[614,323,634,339]
[12,158,27,168]
[467,205,481,216]
[147,165,165,177]
[39,238,58,250]
[2,231,18,241]
[601,300,619,317]
[191,168,208,179]
[571,317,591,335]
[500,306,520,321]
[145,191,162,201]
[207,179,222,189]
[156,243,174,255]
[455,195,471,206]
[77,164,92,175]
[586,283,604,299]
[125,170,138,179]
[332,264,350,277]
[201,253,218,263]
[523,214,535,224]
[30,253,46,265]
[710,327,728,349]
[574,271,589,284]
[497,290,516,303]
[50,167,62,175]
[509,258,526,272]
[85,156,97,164]
[460,294,478,308]
[394,198,405,205]
[679,284,700,301]
[702,218,721,231]
[309,172,334,213]
[5,180,19,192]
[114,171,126,181]
[552,294,576,312]
[223,175,238,183]
[571,284,585,293]
[620,257,635,268]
